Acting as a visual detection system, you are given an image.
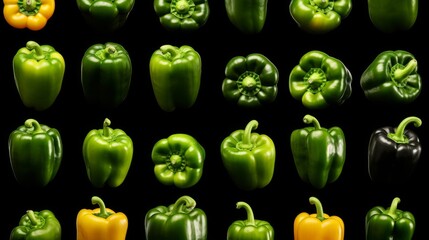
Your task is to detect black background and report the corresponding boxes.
[1,0,427,239]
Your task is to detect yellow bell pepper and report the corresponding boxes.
[77,196,128,240]
[3,0,55,31]
[294,196,344,240]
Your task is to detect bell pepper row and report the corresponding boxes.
[3,0,418,34]
[9,40,423,112]
[9,195,416,239]
[8,115,422,190]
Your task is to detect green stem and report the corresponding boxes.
[237,120,258,150]
[173,195,196,213]
[25,119,44,133]
[160,45,180,60]
[387,197,400,218]
[103,118,111,137]
[26,210,40,225]
[24,0,37,12]
[91,196,112,219]
[309,196,325,221]
[237,201,255,225]
[26,41,45,60]
[393,59,417,84]
[313,0,329,8]
[303,114,321,129]
[388,116,421,143]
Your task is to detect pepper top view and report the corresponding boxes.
[1,1,427,239]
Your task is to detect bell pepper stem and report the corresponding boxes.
[393,59,417,84]
[303,114,321,129]
[237,120,258,150]
[91,196,112,219]
[309,197,326,221]
[173,195,196,213]
[26,41,45,61]
[388,116,422,143]
[103,118,111,137]
[160,45,180,60]
[387,197,401,219]
[236,201,255,225]
[25,119,44,133]
[26,210,41,225]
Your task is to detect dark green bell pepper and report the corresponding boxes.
[222,53,279,108]
[368,116,422,185]
[145,195,207,240]
[152,133,205,189]
[360,50,421,104]
[81,42,132,108]
[227,201,274,240]
[221,120,276,191]
[225,0,268,34]
[13,40,65,111]
[149,44,202,112]
[289,0,352,34]
[368,0,418,33]
[154,0,210,31]
[289,50,352,109]
[76,0,135,32]
[10,210,61,240]
[290,114,346,189]
[366,197,415,240]
[8,119,63,187]
[83,118,134,188]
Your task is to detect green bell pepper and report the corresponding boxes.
[221,120,276,191]
[366,197,415,240]
[222,53,279,108]
[289,0,352,34]
[81,42,132,109]
[10,210,61,240]
[149,44,202,112]
[145,195,207,240]
[360,50,421,105]
[8,119,63,187]
[13,40,65,111]
[227,201,274,240]
[76,0,135,32]
[290,114,346,189]
[151,133,205,188]
[225,0,268,34]
[368,0,418,33]
[83,118,134,188]
[289,50,352,109]
[154,0,210,31]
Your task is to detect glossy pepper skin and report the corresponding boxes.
[10,210,61,240]
[366,197,415,240]
[221,120,276,191]
[13,40,65,111]
[145,195,207,240]
[83,118,133,188]
[294,196,344,240]
[225,0,268,34]
[227,201,274,240]
[368,116,422,185]
[222,53,279,108]
[289,50,352,109]
[76,0,135,32]
[77,196,128,240]
[290,114,346,189]
[150,44,202,112]
[3,0,55,31]
[81,42,132,108]
[289,0,352,34]
[360,50,421,104]
[368,0,418,33]
[9,119,63,187]
[152,133,205,188]
[154,0,209,31]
